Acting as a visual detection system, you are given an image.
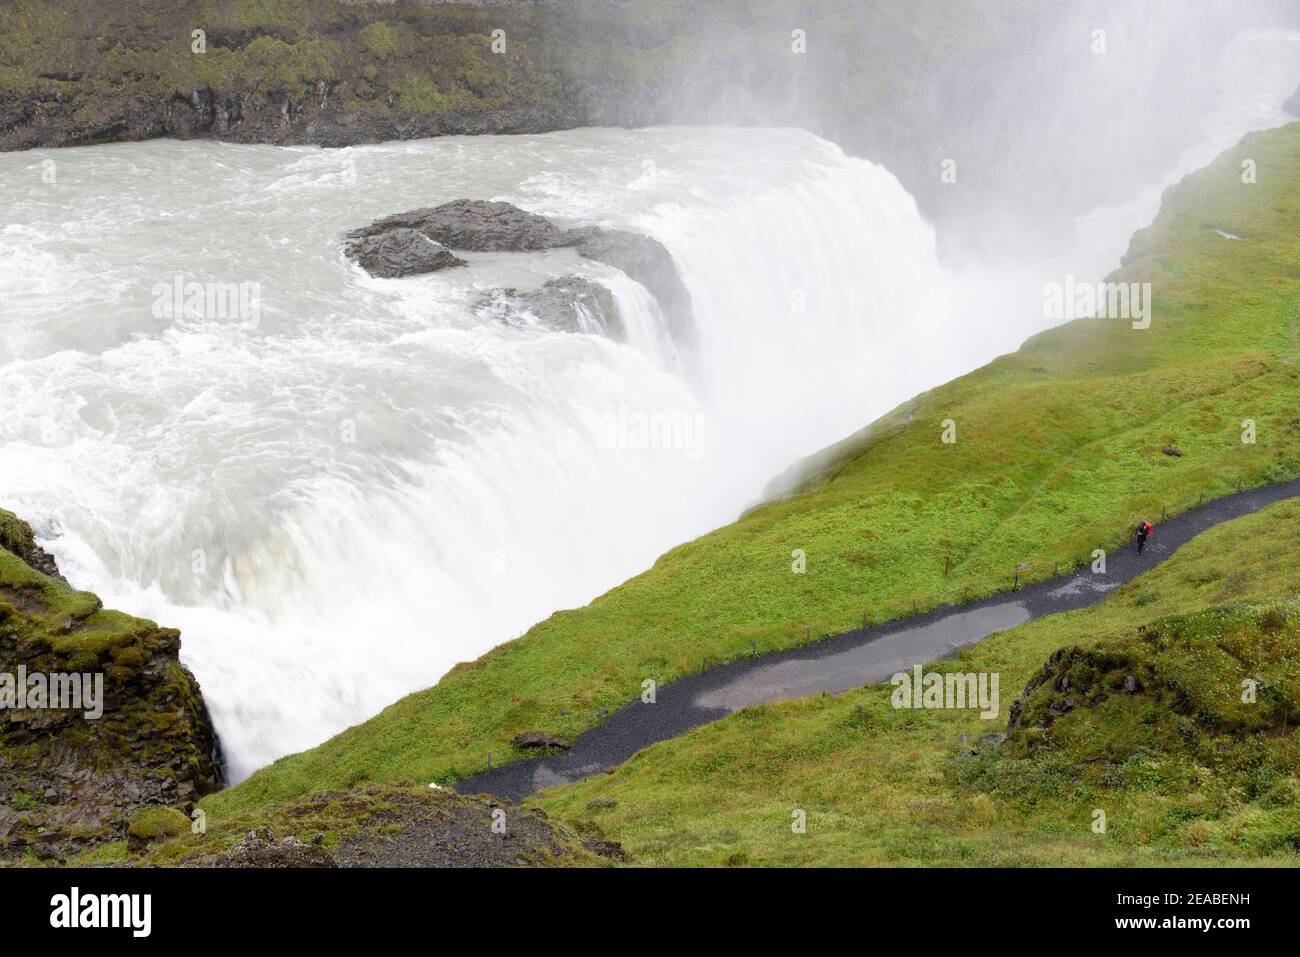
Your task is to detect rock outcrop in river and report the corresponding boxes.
[344,228,467,278]
[476,277,625,340]
[346,199,694,346]
[0,508,219,863]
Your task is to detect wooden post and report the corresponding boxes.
[1161,505,1167,521]
[944,555,951,576]
[487,752,492,770]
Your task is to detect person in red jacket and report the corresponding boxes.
[1136,519,1153,554]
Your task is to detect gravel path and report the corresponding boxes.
[456,478,1300,801]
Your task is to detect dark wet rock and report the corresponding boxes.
[1124,673,1137,692]
[346,202,695,345]
[477,277,624,340]
[563,226,695,345]
[351,200,568,253]
[1162,445,1183,457]
[511,731,572,750]
[345,227,466,278]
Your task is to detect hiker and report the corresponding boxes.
[1136,519,1153,554]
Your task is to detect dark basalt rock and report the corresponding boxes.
[562,226,695,347]
[345,227,467,279]
[346,200,695,346]
[477,277,625,340]
[350,199,569,253]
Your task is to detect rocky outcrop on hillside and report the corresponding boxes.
[170,784,627,868]
[0,508,219,863]
[0,511,66,584]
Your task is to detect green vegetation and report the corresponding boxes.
[127,806,191,849]
[209,121,1300,826]
[537,500,1300,865]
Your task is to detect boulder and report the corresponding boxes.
[345,228,467,278]
[511,731,572,751]
[563,225,695,345]
[345,201,696,346]
[127,806,192,854]
[1285,82,1300,118]
[477,277,624,340]
[350,199,568,252]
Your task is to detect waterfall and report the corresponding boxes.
[0,127,946,779]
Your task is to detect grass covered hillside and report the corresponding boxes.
[207,120,1300,824]
[538,500,1300,865]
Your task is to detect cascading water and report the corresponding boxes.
[0,127,947,780]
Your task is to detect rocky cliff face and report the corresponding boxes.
[0,0,1113,229]
[0,509,219,863]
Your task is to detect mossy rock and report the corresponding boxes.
[127,806,192,853]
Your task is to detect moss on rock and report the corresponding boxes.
[0,508,219,864]
[127,806,191,853]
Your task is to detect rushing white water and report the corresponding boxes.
[1,24,1296,781]
[0,126,950,779]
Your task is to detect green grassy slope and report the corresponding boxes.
[537,500,1300,865]
[209,122,1300,820]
